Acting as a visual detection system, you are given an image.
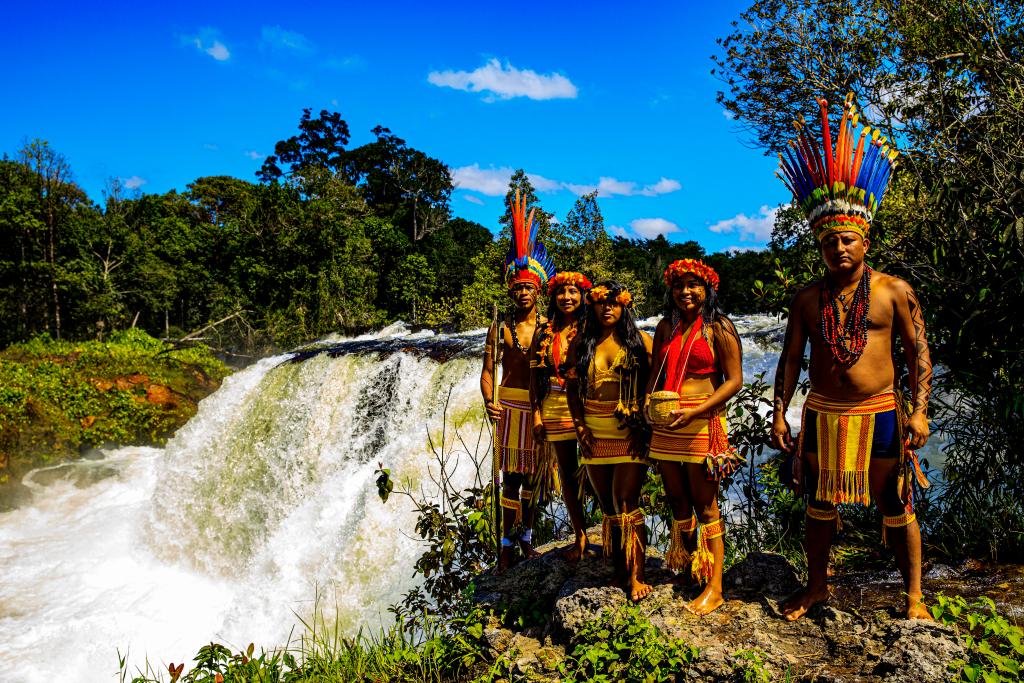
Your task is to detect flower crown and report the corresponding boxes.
[776,93,898,242]
[547,271,593,296]
[588,285,633,308]
[663,259,720,290]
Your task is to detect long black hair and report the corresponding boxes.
[535,283,588,403]
[575,280,650,401]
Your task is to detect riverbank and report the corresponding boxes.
[0,329,230,502]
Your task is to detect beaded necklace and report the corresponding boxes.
[507,313,529,353]
[820,266,871,366]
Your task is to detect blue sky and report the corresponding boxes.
[1,0,787,252]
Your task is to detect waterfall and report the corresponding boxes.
[0,317,793,682]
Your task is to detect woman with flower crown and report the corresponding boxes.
[565,280,653,601]
[529,271,593,563]
[646,259,743,616]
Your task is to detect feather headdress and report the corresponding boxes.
[504,189,555,288]
[777,93,899,241]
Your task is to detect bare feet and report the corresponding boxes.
[519,541,542,560]
[560,534,588,564]
[780,585,831,621]
[687,586,724,616]
[628,578,654,602]
[906,594,932,620]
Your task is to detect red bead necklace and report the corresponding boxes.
[819,266,871,366]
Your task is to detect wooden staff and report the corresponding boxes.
[491,302,502,567]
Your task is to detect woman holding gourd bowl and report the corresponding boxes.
[645,259,743,616]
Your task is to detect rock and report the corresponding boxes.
[145,384,177,407]
[553,584,627,638]
[874,620,964,682]
[472,547,967,682]
[723,551,803,598]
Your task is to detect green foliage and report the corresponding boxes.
[557,603,698,682]
[932,595,1024,682]
[0,329,229,464]
[731,647,777,683]
[120,607,489,683]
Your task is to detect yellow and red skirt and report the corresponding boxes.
[798,391,897,505]
[540,384,576,442]
[581,400,644,465]
[497,387,539,474]
[648,393,729,464]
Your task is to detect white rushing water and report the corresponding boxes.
[0,314,871,682]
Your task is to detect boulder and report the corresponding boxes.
[473,540,966,682]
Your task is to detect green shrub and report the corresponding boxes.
[557,603,697,682]
[932,595,1024,682]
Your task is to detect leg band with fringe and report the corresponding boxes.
[602,514,621,559]
[620,508,646,571]
[520,488,536,508]
[691,517,724,585]
[666,515,697,571]
[500,495,522,525]
[806,506,842,532]
[882,512,916,547]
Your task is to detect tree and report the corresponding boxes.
[348,127,453,241]
[561,191,613,276]
[257,109,351,183]
[16,139,90,339]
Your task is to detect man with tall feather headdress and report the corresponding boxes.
[771,95,934,620]
[481,190,557,571]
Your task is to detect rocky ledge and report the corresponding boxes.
[472,534,964,682]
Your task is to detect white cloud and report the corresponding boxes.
[121,175,147,190]
[261,25,315,55]
[452,165,514,196]
[565,176,681,197]
[245,150,263,160]
[428,59,578,101]
[609,225,629,238]
[723,109,736,120]
[630,218,680,239]
[451,165,560,196]
[707,205,778,242]
[463,194,485,205]
[647,177,682,194]
[186,29,230,61]
[453,164,681,200]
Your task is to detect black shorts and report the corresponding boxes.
[802,408,900,459]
